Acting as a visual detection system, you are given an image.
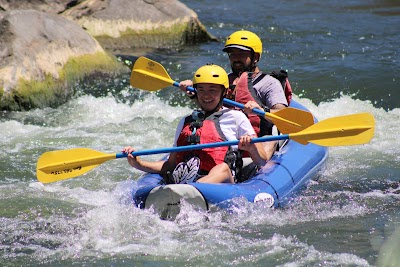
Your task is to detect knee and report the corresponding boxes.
[218,163,234,183]
[218,162,232,174]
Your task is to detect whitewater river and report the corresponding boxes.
[1,0,399,266]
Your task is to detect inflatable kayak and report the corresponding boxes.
[132,100,329,218]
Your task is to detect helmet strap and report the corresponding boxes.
[249,52,258,71]
[204,103,222,117]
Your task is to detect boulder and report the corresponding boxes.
[0,0,217,111]
[0,0,82,14]
[1,0,217,50]
[0,10,124,111]
[61,0,216,50]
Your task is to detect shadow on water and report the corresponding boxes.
[347,0,400,15]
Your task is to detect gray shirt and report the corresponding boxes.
[251,72,288,108]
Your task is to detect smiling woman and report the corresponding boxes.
[195,84,225,111]
[124,63,270,185]
[192,64,228,113]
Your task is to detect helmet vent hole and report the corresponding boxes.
[213,74,219,78]
[241,37,248,40]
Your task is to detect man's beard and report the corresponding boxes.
[231,61,254,76]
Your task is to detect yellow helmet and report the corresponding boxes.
[222,30,263,58]
[192,64,229,89]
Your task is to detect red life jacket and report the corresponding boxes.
[226,70,293,136]
[231,72,263,136]
[175,111,229,173]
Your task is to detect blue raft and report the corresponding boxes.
[132,100,329,217]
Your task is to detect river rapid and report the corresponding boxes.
[1,0,399,266]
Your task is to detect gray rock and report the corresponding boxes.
[0,9,124,111]
[61,0,216,50]
[0,0,216,110]
[1,0,216,50]
[0,0,81,14]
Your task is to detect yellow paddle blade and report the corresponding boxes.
[36,148,116,183]
[290,113,375,146]
[130,57,174,91]
[267,107,315,134]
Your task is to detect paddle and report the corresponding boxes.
[36,113,375,183]
[130,56,314,134]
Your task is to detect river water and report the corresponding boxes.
[1,0,399,266]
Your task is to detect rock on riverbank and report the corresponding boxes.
[0,0,215,111]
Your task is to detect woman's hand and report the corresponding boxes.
[239,135,268,166]
[123,146,142,168]
[238,135,256,152]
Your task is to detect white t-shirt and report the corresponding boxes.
[173,107,255,150]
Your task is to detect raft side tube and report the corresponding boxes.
[132,173,164,209]
[191,178,282,209]
[264,141,328,206]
